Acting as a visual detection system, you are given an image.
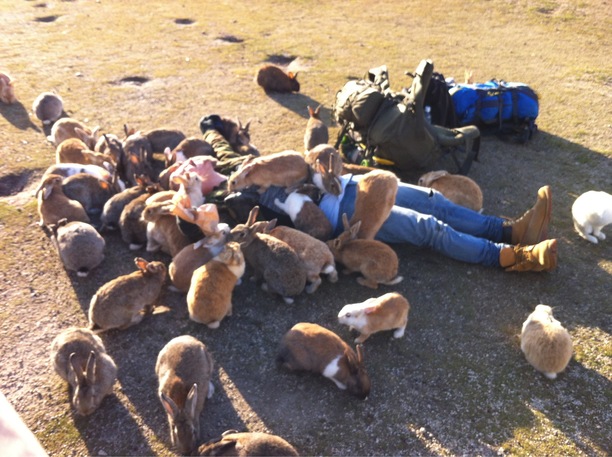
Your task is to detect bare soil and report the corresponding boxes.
[0,1,610,456]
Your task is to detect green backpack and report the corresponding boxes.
[333,60,480,175]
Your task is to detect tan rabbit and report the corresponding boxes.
[61,172,116,216]
[327,214,403,289]
[88,257,167,331]
[274,190,333,241]
[197,430,299,456]
[268,225,338,294]
[338,292,410,343]
[418,170,483,212]
[228,206,307,304]
[32,91,64,125]
[520,304,573,380]
[142,200,191,256]
[35,174,90,227]
[255,64,300,93]
[156,335,215,456]
[304,144,343,196]
[277,322,371,399]
[304,105,329,151]
[47,117,100,149]
[187,241,245,329]
[169,223,230,293]
[51,219,105,278]
[50,327,117,415]
[350,169,399,239]
[56,139,116,169]
[227,150,310,194]
[163,137,214,167]
[0,71,17,104]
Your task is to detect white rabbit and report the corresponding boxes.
[520,304,573,380]
[571,190,612,244]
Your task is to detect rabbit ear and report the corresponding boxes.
[341,213,350,230]
[265,219,277,232]
[85,351,97,383]
[356,344,365,365]
[134,257,149,271]
[185,383,198,419]
[246,206,259,226]
[349,220,361,239]
[160,392,180,419]
[68,352,84,385]
[363,304,379,315]
[43,181,54,200]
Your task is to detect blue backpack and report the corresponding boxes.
[450,80,539,142]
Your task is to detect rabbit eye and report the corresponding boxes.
[346,313,351,317]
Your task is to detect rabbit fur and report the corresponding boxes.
[255,65,300,93]
[61,172,116,216]
[268,225,338,294]
[143,127,186,153]
[32,91,64,125]
[187,241,245,329]
[228,206,307,304]
[50,327,117,415]
[304,144,343,196]
[119,192,154,250]
[197,431,298,456]
[100,175,158,232]
[51,219,105,277]
[47,117,100,149]
[571,190,612,244]
[520,304,573,380]
[338,292,410,343]
[156,335,214,455]
[142,200,191,256]
[163,137,214,167]
[418,170,483,212]
[274,190,333,241]
[35,174,90,227]
[327,214,403,289]
[0,71,17,104]
[277,322,371,399]
[88,257,167,331]
[304,105,329,151]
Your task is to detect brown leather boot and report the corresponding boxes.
[500,239,558,272]
[504,185,552,245]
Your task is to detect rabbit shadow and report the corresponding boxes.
[265,92,328,121]
[0,101,40,132]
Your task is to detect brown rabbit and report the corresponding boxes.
[520,304,573,380]
[350,169,399,239]
[119,192,154,250]
[61,172,116,216]
[418,170,483,212]
[0,71,17,104]
[228,206,307,304]
[304,144,343,196]
[100,175,158,232]
[338,292,410,343]
[88,257,167,331]
[277,322,371,399]
[47,117,100,149]
[227,150,310,193]
[187,241,245,329]
[268,225,338,294]
[304,105,329,151]
[163,137,214,167]
[50,327,117,416]
[35,174,90,227]
[156,335,215,455]
[32,91,64,125]
[143,127,186,153]
[274,190,333,241]
[142,200,191,256]
[256,64,300,93]
[197,430,299,456]
[327,214,403,289]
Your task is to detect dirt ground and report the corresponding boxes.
[0,1,610,456]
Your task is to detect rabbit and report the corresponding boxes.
[220,117,259,156]
[0,71,17,104]
[47,117,100,149]
[88,257,167,331]
[50,327,117,415]
[350,169,399,239]
[61,172,116,216]
[268,225,338,294]
[227,150,310,194]
[170,156,227,198]
[277,322,371,399]
[95,133,125,170]
[197,430,299,456]
[338,292,410,343]
[304,144,343,196]
[42,162,117,186]
[274,190,333,241]
[163,137,214,167]
[327,214,403,289]
[304,105,329,151]
[32,91,64,125]
[100,175,158,231]
[142,200,191,256]
[35,174,90,227]
[119,192,154,250]
[50,219,105,277]
[418,170,483,212]
[56,140,116,170]
[520,304,573,380]
[169,223,230,293]
[121,132,155,186]
[571,190,612,244]
[255,64,300,93]
[170,172,205,209]
[187,241,245,329]
[143,127,186,153]
[156,335,215,456]
[228,206,307,304]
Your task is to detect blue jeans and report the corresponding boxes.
[337,176,508,267]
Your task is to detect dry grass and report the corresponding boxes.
[1,0,611,456]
